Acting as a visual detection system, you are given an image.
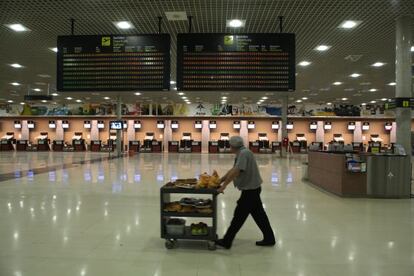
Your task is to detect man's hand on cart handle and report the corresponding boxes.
[217,168,240,194]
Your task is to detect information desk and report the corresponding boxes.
[308,151,367,197]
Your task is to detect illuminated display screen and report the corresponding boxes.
[57,34,170,91]
[177,33,295,91]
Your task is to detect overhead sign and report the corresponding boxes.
[384,98,414,110]
[57,34,170,91]
[177,33,296,91]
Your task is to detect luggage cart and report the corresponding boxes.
[160,185,218,250]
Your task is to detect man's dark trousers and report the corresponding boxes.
[222,187,275,247]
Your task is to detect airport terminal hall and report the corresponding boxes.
[1,1,414,275]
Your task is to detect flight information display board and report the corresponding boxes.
[177,33,295,91]
[57,34,170,91]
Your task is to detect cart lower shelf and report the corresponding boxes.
[163,227,218,250]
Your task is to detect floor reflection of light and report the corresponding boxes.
[388,241,395,249]
[27,170,34,181]
[120,173,127,181]
[14,271,22,276]
[286,172,293,184]
[53,215,57,222]
[13,232,19,240]
[348,252,355,261]
[19,201,23,208]
[134,174,141,183]
[157,174,164,182]
[49,171,56,182]
[80,268,86,276]
[84,171,92,182]
[135,216,140,226]
[112,182,123,193]
[14,171,21,178]
[53,195,57,200]
[104,210,108,217]
[271,173,279,187]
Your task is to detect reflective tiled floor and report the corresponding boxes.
[0,152,413,276]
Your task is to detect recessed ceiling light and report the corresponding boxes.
[361,103,367,106]
[37,74,51,78]
[221,96,227,99]
[134,92,141,96]
[314,45,331,51]
[170,81,176,85]
[302,97,308,100]
[173,87,178,91]
[10,63,23,68]
[411,46,414,52]
[261,96,268,100]
[369,88,377,92]
[296,100,302,103]
[10,82,21,86]
[76,99,82,103]
[52,93,59,96]
[182,97,187,100]
[7,100,13,103]
[327,102,332,105]
[186,102,192,105]
[333,82,343,85]
[20,102,25,105]
[381,98,388,101]
[371,62,385,67]
[370,100,376,104]
[178,92,184,96]
[66,97,73,100]
[298,61,311,67]
[226,19,245,28]
[33,88,41,92]
[114,21,133,29]
[388,82,396,86]
[5,23,30,32]
[341,97,348,101]
[49,47,58,53]
[350,73,361,78]
[256,102,261,105]
[338,20,361,29]
[41,100,47,103]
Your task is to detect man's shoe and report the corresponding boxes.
[215,239,231,249]
[256,240,276,247]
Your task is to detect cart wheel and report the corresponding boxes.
[165,239,176,249]
[207,241,216,251]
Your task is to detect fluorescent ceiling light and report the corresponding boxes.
[296,100,302,103]
[20,102,25,105]
[381,98,388,101]
[178,92,184,96]
[49,47,58,53]
[76,99,82,103]
[114,21,133,29]
[10,63,23,68]
[5,23,30,32]
[388,82,396,86]
[333,82,342,85]
[370,100,376,104]
[134,92,141,95]
[10,82,20,86]
[371,62,385,67]
[41,100,47,103]
[65,97,73,100]
[302,97,308,100]
[361,103,366,106]
[339,20,361,29]
[173,87,178,90]
[261,96,268,100]
[411,46,414,52]
[182,96,187,100]
[314,45,331,51]
[298,61,311,67]
[226,19,245,28]
[327,102,332,105]
[350,73,361,78]
[221,96,227,99]
[103,97,110,100]
[369,88,377,92]
[186,102,191,104]
[341,98,348,101]
[7,100,13,103]
[52,93,59,96]
[33,88,41,92]
[170,81,176,84]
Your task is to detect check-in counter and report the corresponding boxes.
[308,151,411,198]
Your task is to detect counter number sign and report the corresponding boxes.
[224,35,234,45]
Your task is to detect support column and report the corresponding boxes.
[21,120,29,141]
[281,95,288,157]
[395,16,413,154]
[90,120,99,141]
[240,120,248,148]
[56,120,64,141]
[390,122,397,144]
[201,120,210,153]
[353,122,362,143]
[116,96,122,156]
[163,120,172,153]
[316,121,324,143]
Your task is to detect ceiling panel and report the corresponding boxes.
[0,0,413,105]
